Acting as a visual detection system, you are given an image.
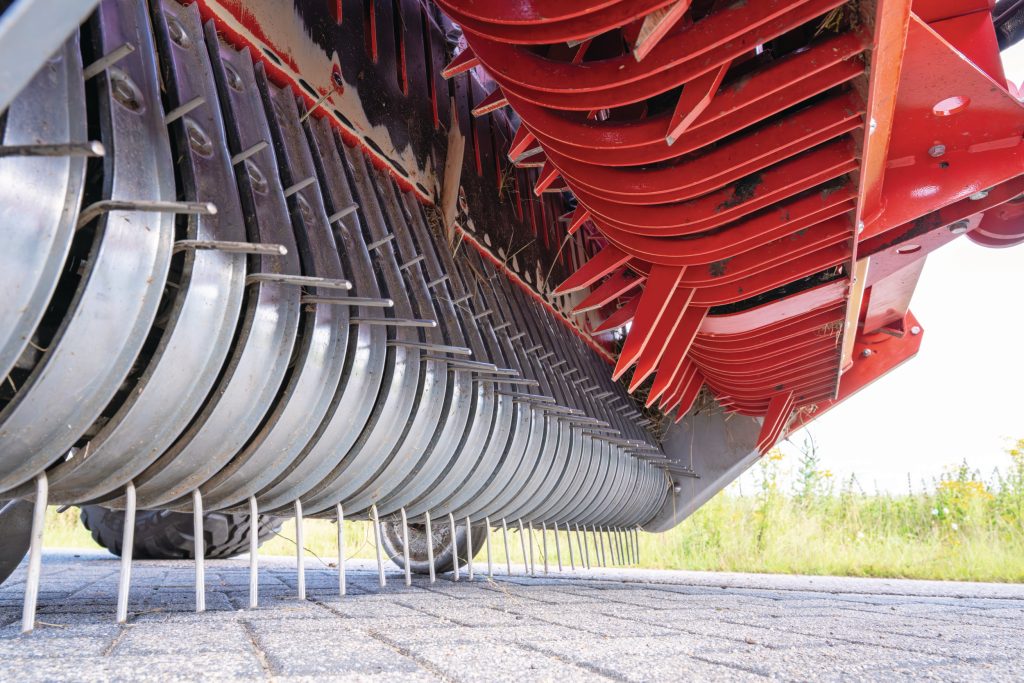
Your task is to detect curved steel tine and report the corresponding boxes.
[635,528,641,565]
[337,504,346,597]
[605,527,615,566]
[542,522,549,574]
[172,239,286,256]
[246,273,351,290]
[371,504,386,588]
[75,198,215,230]
[366,234,395,251]
[387,341,472,356]
[553,523,562,572]
[283,176,316,198]
[116,481,136,624]
[0,141,104,157]
[82,42,136,80]
[250,496,259,608]
[448,513,459,581]
[326,203,359,223]
[485,517,493,578]
[401,508,411,587]
[465,518,474,580]
[565,524,575,571]
[349,317,437,328]
[21,473,47,634]
[295,499,305,600]
[230,140,267,166]
[424,512,436,584]
[301,295,393,307]
[597,526,607,567]
[163,94,205,125]
[502,519,511,575]
[517,519,528,576]
[193,490,205,613]
[528,522,536,577]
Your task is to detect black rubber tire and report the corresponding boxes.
[79,506,281,560]
[0,499,34,586]
[381,518,487,575]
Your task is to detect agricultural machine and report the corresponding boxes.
[0,0,1021,630]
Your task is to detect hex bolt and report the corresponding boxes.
[948,220,970,235]
[928,144,946,158]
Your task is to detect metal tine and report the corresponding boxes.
[164,95,206,125]
[401,508,412,587]
[231,140,268,166]
[174,239,287,256]
[370,504,386,587]
[350,317,436,328]
[283,176,316,198]
[82,42,135,80]
[621,530,629,565]
[576,524,588,569]
[246,272,352,290]
[517,519,528,576]
[250,496,259,607]
[465,518,474,580]
[528,522,536,577]
[597,526,607,567]
[424,511,436,584]
[337,504,346,597]
[542,523,549,574]
[0,141,104,158]
[387,340,472,356]
[502,518,511,575]
[635,528,641,565]
[554,523,562,572]
[448,513,459,581]
[21,473,47,634]
[295,500,305,600]
[327,204,359,223]
[399,255,426,271]
[193,490,206,613]
[303,295,394,307]
[366,234,395,251]
[76,199,216,229]
[426,275,449,289]
[605,527,615,566]
[116,481,136,624]
[485,516,493,578]
[615,528,623,566]
[565,523,575,570]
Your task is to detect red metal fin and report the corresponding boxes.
[573,268,645,314]
[629,288,696,392]
[441,48,479,79]
[612,265,687,381]
[554,244,631,295]
[472,87,508,117]
[594,297,639,333]
[567,207,591,235]
[667,60,731,145]
[756,391,795,454]
[509,126,537,161]
[534,160,562,196]
[633,1,692,62]
[647,306,708,403]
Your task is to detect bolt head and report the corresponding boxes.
[860,349,873,358]
[928,144,946,158]
[948,220,970,235]
[969,190,990,201]
[910,325,922,335]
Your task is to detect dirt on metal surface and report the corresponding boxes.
[1,551,1022,681]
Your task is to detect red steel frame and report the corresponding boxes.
[436,0,1024,451]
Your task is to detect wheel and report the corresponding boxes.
[380,518,487,575]
[78,506,281,560]
[0,500,33,586]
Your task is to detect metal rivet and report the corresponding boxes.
[928,144,946,158]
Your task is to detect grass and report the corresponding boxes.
[41,440,1024,583]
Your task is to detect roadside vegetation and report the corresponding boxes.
[42,439,1024,583]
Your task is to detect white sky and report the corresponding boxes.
[738,42,1024,492]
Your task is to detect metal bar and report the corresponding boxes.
[502,518,511,574]
[76,199,216,229]
[82,42,135,80]
[193,490,205,613]
[174,239,287,256]
[327,204,359,223]
[371,504,386,587]
[449,513,459,581]
[249,496,259,607]
[295,500,305,600]
[116,481,136,624]
[565,523,575,570]
[21,472,47,633]
[247,272,351,290]
[337,504,346,596]
[283,176,316,198]
[387,340,472,356]
[0,141,104,157]
[231,140,268,166]
[465,517,474,580]
[303,295,394,307]
[401,508,412,587]
[517,519,528,576]
[485,516,493,578]
[163,95,205,125]
[351,317,437,328]
[424,511,436,584]
[528,522,536,577]
[553,523,562,571]
[542,522,549,574]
